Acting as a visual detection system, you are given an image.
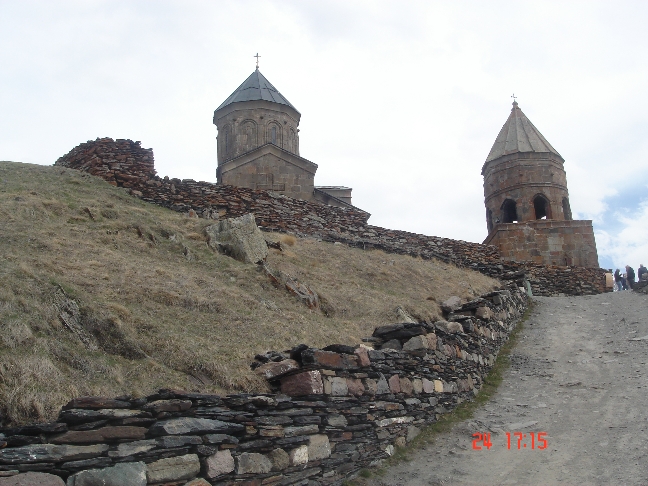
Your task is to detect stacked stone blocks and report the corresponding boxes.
[0,287,528,485]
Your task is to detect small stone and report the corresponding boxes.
[52,426,146,444]
[236,452,272,474]
[280,371,324,396]
[254,359,300,380]
[289,445,308,466]
[346,378,364,396]
[205,450,234,479]
[307,435,331,460]
[434,380,444,393]
[388,375,401,393]
[329,377,348,396]
[400,377,414,395]
[402,335,428,352]
[354,347,371,367]
[142,399,192,413]
[376,374,390,394]
[0,472,64,486]
[284,425,319,437]
[380,339,402,351]
[146,454,200,483]
[326,414,347,427]
[475,306,494,320]
[67,462,146,486]
[63,398,131,410]
[422,378,435,393]
[148,417,243,436]
[300,349,359,370]
[412,379,423,394]
[267,448,290,471]
[441,296,462,312]
[107,439,156,458]
[394,436,406,448]
[363,378,377,395]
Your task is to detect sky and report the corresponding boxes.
[1,0,647,271]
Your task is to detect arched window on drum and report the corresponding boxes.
[501,199,518,223]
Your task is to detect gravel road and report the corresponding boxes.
[367,291,648,485]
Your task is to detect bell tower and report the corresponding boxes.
[482,100,572,233]
[482,101,598,268]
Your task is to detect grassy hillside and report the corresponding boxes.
[0,161,499,425]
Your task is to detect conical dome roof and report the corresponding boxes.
[215,68,299,114]
[485,101,561,163]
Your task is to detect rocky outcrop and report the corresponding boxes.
[0,285,528,485]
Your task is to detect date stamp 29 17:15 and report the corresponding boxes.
[472,432,548,450]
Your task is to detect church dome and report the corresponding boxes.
[485,101,561,164]
[215,68,299,114]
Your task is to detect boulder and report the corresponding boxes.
[205,213,268,264]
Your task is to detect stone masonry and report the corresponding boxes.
[0,286,528,485]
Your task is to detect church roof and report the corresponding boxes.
[215,68,299,114]
[485,101,561,162]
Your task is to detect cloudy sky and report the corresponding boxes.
[2,0,647,271]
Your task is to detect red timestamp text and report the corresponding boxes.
[472,432,548,450]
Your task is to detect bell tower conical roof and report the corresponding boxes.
[215,68,299,114]
[485,101,561,163]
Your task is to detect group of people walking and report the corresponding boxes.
[614,264,647,291]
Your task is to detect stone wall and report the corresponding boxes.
[54,138,608,296]
[0,287,528,486]
[484,220,599,268]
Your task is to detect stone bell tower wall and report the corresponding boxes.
[483,152,571,226]
[483,220,599,268]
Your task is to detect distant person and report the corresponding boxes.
[622,273,628,290]
[614,269,622,291]
[638,264,647,281]
[626,265,635,290]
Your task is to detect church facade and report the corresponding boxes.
[213,68,355,208]
[482,101,599,268]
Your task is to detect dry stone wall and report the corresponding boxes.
[0,287,528,486]
[54,138,608,296]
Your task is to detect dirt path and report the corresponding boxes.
[367,291,648,485]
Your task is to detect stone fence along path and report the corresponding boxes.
[367,290,648,485]
[0,287,528,485]
[54,137,608,297]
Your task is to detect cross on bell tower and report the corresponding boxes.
[254,53,261,70]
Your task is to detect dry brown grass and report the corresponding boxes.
[0,161,500,425]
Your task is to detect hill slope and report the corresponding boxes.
[0,161,499,425]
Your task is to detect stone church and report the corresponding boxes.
[482,101,599,268]
[213,68,354,209]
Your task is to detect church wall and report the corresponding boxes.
[215,104,300,163]
[220,152,315,201]
[483,220,599,268]
[483,152,570,225]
